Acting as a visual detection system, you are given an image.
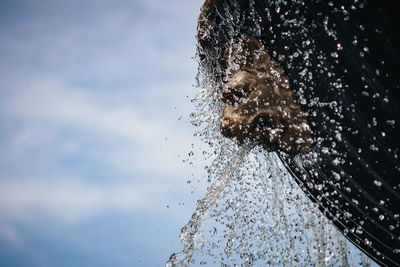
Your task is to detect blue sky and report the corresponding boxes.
[0,0,206,266]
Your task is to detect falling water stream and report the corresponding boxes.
[166,0,389,265]
[166,67,376,265]
[167,145,252,267]
[167,143,374,266]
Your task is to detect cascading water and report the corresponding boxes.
[166,145,252,267]
[166,68,375,266]
[167,0,399,265]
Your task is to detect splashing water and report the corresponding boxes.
[166,0,388,266]
[167,144,375,266]
[167,145,252,267]
[166,66,376,266]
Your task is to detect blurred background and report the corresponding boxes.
[0,0,206,266]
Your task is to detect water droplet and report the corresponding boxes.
[373,180,382,187]
[369,144,378,152]
[361,91,369,96]
[386,120,395,126]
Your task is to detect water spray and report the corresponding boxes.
[168,0,400,266]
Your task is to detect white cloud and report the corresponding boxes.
[0,178,149,224]
[0,0,203,177]
[3,80,159,143]
[0,176,179,246]
[0,0,200,83]
[0,0,209,253]
[1,77,203,177]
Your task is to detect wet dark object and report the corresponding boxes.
[197,0,400,265]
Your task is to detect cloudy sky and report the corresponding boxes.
[0,0,206,266]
